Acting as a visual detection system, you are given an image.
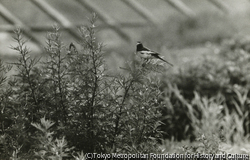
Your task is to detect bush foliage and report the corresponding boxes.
[0,14,250,159]
[161,36,250,144]
[0,14,166,159]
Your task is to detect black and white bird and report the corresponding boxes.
[136,42,173,67]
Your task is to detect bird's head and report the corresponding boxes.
[136,41,143,51]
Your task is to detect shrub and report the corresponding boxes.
[160,36,250,142]
[31,117,73,160]
[1,13,250,159]
[0,14,167,158]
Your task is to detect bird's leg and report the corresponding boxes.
[141,58,147,67]
[146,59,153,65]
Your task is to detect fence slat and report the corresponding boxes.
[207,0,229,14]
[0,2,44,49]
[121,0,157,26]
[31,0,82,41]
[0,22,146,32]
[164,0,196,18]
[75,0,130,42]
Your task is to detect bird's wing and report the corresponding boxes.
[150,52,160,56]
[141,46,151,51]
[140,46,158,55]
[152,54,173,66]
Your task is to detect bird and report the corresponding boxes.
[67,42,77,54]
[136,41,173,67]
[69,42,75,49]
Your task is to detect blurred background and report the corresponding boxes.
[1,0,250,154]
[1,0,250,68]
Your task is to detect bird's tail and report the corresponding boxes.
[156,55,173,67]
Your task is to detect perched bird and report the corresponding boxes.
[136,41,173,67]
[69,42,75,49]
[67,42,77,54]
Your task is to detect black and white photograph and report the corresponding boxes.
[0,0,250,159]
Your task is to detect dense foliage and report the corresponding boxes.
[160,36,250,144]
[0,14,166,159]
[0,14,250,159]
